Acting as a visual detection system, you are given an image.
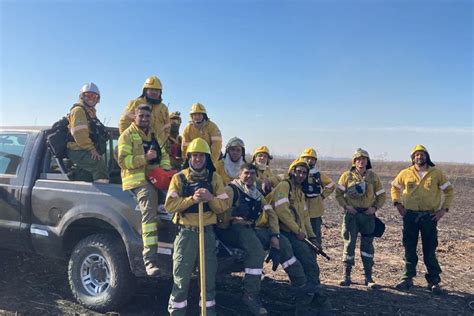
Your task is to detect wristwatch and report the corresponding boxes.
[271,233,281,239]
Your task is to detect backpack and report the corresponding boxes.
[46,104,109,159]
[46,115,72,159]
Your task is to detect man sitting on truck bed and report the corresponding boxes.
[117,104,171,276]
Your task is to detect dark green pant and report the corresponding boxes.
[168,227,217,316]
[254,228,306,287]
[67,149,108,181]
[341,212,375,272]
[402,211,442,284]
[282,231,320,285]
[131,184,160,266]
[310,217,323,246]
[216,224,265,295]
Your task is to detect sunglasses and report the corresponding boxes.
[83,92,99,99]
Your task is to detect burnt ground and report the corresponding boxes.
[1,173,473,315]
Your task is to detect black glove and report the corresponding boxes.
[265,247,281,271]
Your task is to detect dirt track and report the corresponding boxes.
[1,173,473,315]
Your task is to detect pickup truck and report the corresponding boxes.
[0,126,181,312]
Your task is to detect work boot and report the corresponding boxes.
[145,262,160,277]
[242,294,268,315]
[339,264,352,286]
[294,282,320,305]
[364,268,380,289]
[427,282,442,295]
[395,278,413,291]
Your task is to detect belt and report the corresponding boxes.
[178,224,214,233]
[355,207,368,213]
[405,210,434,223]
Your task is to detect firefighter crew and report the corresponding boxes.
[251,145,280,195]
[118,75,170,144]
[215,137,246,184]
[167,111,183,170]
[165,137,229,316]
[335,148,386,289]
[117,104,171,276]
[216,163,319,314]
[270,158,322,289]
[67,82,109,183]
[300,147,335,246]
[391,145,454,294]
[181,102,222,164]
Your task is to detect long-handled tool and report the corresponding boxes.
[198,202,207,316]
[304,238,331,261]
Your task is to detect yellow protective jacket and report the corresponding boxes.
[118,97,170,143]
[269,180,315,238]
[306,172,336,218]
[216,184,280,234]
[214,159,237,185]
[391,165,454,211]
[256,166,280,188]
[67,103,96,151]
[181,120,222,163]
[165,169,229,227]
[117,123,171,191]
[336,169,386,209]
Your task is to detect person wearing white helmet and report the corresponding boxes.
[215,137,246,184]
[392,145,454,294]
[118,75,170,144]
[66,82,109,183]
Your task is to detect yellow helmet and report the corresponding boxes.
[300,147,317,160]
[352,148,372,169]
[253,146,270,156]
[411,144,429,156]
[143,75,162,90]
[288,157,309,175]
[169,111,181,121]
[187,137,211,154]
[252,145,273,163]
[190,102,207,115]
[410,144,435,166]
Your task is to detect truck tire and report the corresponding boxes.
[68,233,136,312]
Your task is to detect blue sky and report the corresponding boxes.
[1,0,472,163]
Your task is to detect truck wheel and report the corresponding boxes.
[68,233,136,312]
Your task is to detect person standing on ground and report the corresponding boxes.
[335,148,386,289]
[165,138,229,316]
[391,144,453,294]
[300,147,335,247]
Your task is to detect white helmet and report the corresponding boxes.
[80,82,100,96]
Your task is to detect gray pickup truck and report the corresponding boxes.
[0,126,179,312]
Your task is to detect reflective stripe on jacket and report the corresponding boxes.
[336,169,386,210]
[118,123,171,190]
[165,168,229,227]
[269,180,315,237]
[391,165,453,211]
[67,103,96,151]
